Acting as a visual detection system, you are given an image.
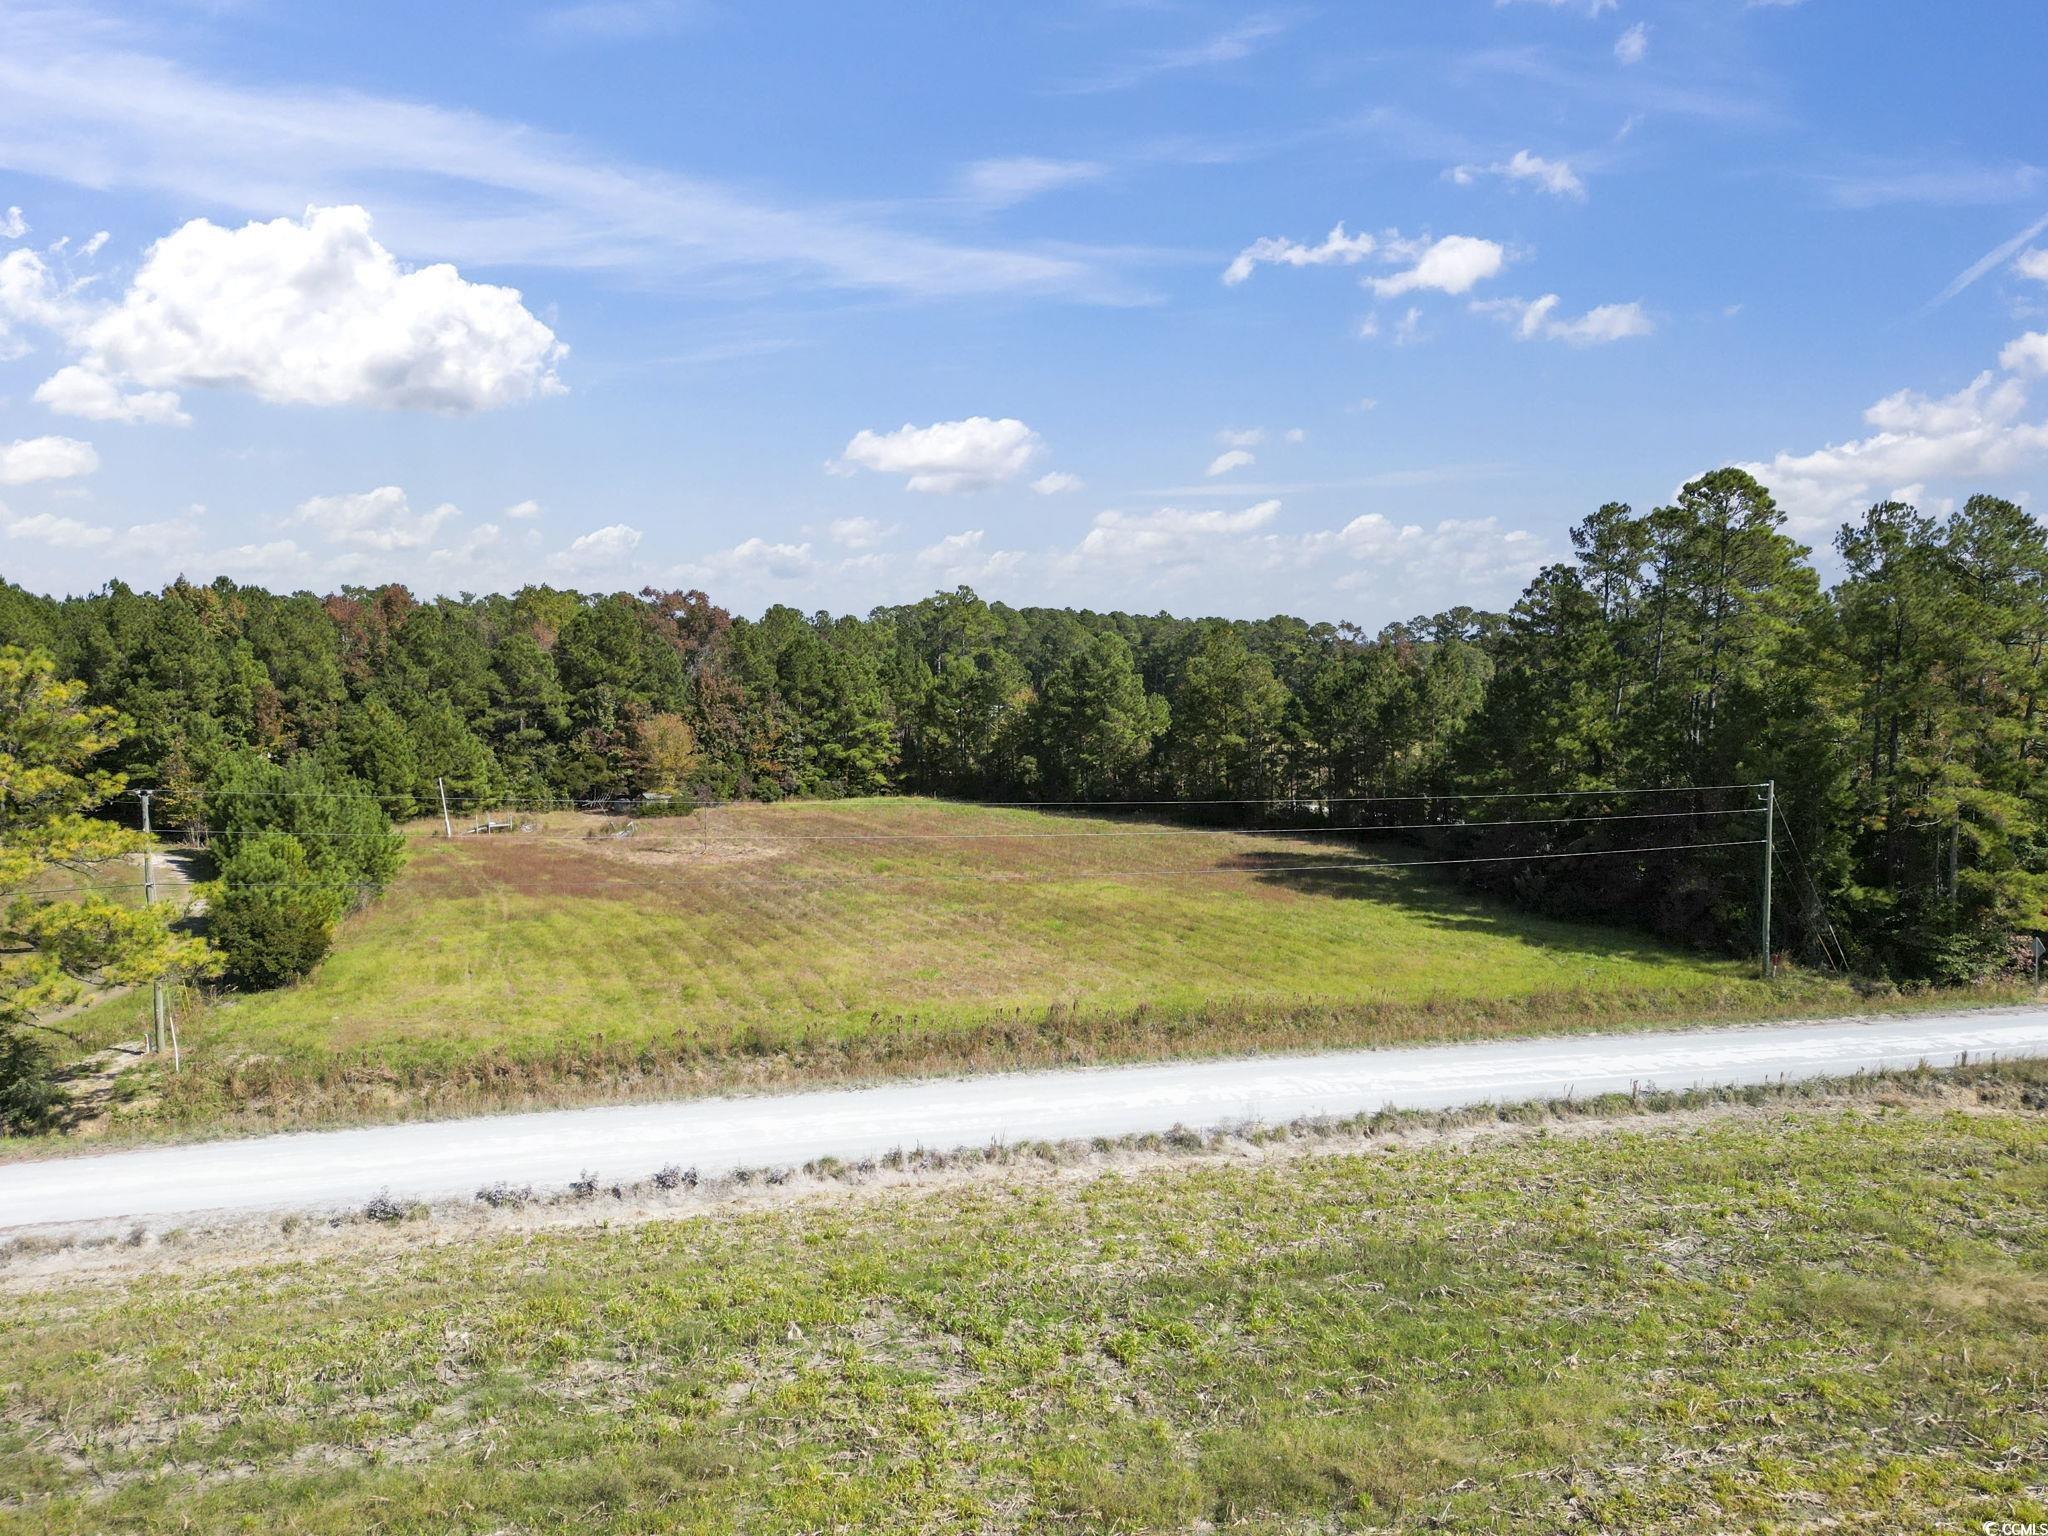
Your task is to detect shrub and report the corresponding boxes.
[209,831,345,989]
[0,1030,60,1135]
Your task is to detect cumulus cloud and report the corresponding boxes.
[1,206,24,240]
[293,485,461,550]
[1030,471,1083,495]
[555,522,644,572]
[33,365,190,425]
[0,246,83,358]
[0,434,98,484]
[1205,448,1255,477]
[958,157,1106,209]
[2017,249,2048,283]
[502,498,543,520]
[1449,150,1586,200]
[1472,293,1654,344]
[677,536,816,584]
[1368,235,1507,298]
[828,516,895,548]
[2002,332,2048,374]
[836,416,1044,493]
[1223,223,1376,285]
[46,206,565,422]
[914,529,1026,585]
[1615,22,1649,63]
[1742,367,2048,532]
[1063,499,1543,609]
[2,509,112,547]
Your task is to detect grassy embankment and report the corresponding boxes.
[30,797,1993,1138]
[4,1066,2046,1531]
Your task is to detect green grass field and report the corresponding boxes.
[35,797,1849,1135]
[5,1075,2045,1533]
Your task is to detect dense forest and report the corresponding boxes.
[4,468,2045,983]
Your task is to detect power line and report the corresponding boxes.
[182,782,1769,811]
[178,805,1761,841]
[922,784,1770,810]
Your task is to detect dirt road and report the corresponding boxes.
[5,1008,2045,1230]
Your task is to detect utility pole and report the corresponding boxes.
[438,776,454,839]
[136,789,166,1054]
[1760,779,1775,981]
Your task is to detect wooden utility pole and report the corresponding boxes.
[438,777,454,839]
[1760,779,1775,980]
[136,789,167,1053]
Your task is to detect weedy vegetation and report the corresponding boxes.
[2,1064,2044,1532]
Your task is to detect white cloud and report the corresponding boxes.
[1494,0,1618,12]
[1819,161,2044,211]
[913,529,1026,585]
[1064,500,1544,609]
[34,365,191,425]
[1392,306,1426,345]
[1087,501,1280,542]
[1614,22,1649,64]
[680,536,815,581]
[1216,427,1267,448]
[1,207,24,240]
[52,206,565,420]
[0,434,98,484]
[1449,150,1586,200]
[828,516,894,548]
[502,498,543,520]
[555,522,644,573]
[424,521,505,569]
[3,509,112,548]
[1930,212,2048,307]
[918,530,985,563]
[2016,250,2048,283]
[0,246,83,358]
[1205,448,1256,477]
[293,486,460,551]
[1285,427,1307,443]
[1472,293,1654,344]
[2003,332,2048,375]
[1068,15,1292,94]
[1742,367,2048,532]
[1223,223,1375,286]
[1368,235,1507,297]
[0,14,1123,304]
[79,231,108,258]
[1030,471,1084,495]
[958,157,1106,209]
[206,539,314,586]
[836,416,1044,493]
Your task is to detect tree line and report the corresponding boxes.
[3,467,2044,983]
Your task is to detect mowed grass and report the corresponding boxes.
[4,1089,2046,1532]
[25,797,1849,1134]
[232,797,1753,1054]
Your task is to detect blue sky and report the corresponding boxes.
[1,0,2045,624]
